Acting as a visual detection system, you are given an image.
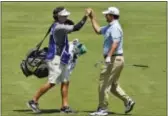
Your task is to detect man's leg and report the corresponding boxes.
[98,70,111,109]
[27,82,55,113]
[99,56,124,109]
[59,65,75,113]
[109,58,129,103]
[110,83,129,104]
[109,56,135,114]
[27,55,62,113]
[111,83,135,114]
[90,64,111,116]
[33,82,55,103]
[61,82,69,107]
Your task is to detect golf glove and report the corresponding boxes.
[105,56,111,63]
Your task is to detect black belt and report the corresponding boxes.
[112,54,123,56]
[104,54,123,58]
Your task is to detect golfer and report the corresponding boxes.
[88,7,135,116]
[27,6,91,113]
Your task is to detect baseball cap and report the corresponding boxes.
[102,7,120,16]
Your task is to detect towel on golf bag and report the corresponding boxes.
[67,39,87,74]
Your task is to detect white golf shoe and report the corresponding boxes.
[89,108,108,116]
[125,98,135,114]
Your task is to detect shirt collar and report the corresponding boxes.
[109,20,118,25]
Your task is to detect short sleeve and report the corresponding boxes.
[100,26,108,35]
[110,27,121,42]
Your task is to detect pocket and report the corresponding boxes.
[52,55,61,65]
[114,57,124,66]
[116,58,121,62]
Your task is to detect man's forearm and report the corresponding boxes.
[108,42,118,57]
[90,17,101,34]
[73,15,88,31]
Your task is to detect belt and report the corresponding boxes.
[104,54,123,58]
[112,54,123,56]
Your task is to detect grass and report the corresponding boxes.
[1,2,167,116]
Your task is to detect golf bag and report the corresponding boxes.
[20,23,52,78]
[20,47,49,78]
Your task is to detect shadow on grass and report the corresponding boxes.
[13,109,60,114]
[82,110,132,116]
[13,109,132,115]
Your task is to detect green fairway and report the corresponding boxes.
[1,2,167,116]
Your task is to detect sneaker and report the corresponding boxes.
[125,99,135,114]
[89,107,108,116]
[27,100,41,113]
[60,106,76,113]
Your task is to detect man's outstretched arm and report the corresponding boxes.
[89,9,101,34]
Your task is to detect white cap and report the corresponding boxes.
[102,7,119,16]
[58,9,70,16]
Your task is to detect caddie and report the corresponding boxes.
[27,6,90,113]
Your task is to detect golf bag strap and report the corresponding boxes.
[36,23,54,50]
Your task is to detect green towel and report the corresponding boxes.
[76,43,87,55]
